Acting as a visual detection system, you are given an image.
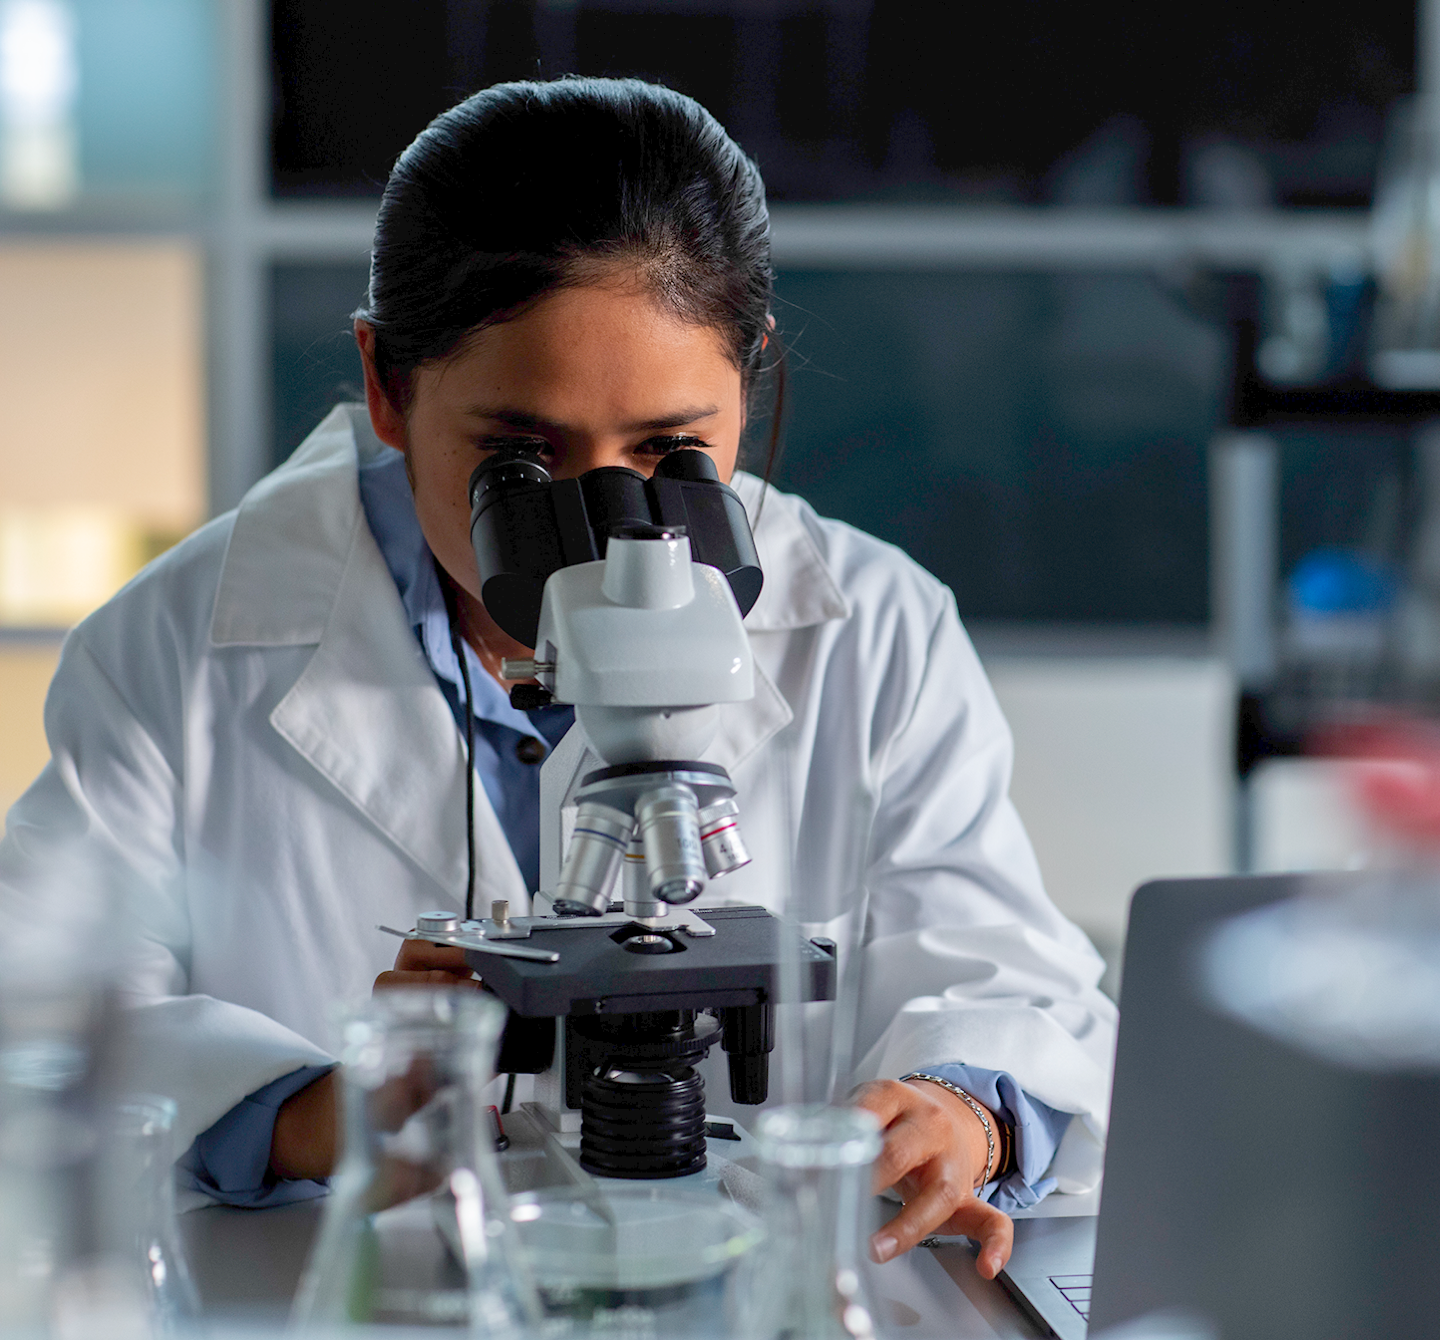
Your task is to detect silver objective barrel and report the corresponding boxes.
[621,830,664,919]
[636,784,707,904]
[697,796,751,878]
[553,801,632,915]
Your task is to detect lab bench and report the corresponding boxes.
[180,1194,1060,1338]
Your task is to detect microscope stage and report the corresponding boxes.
[466,905,836,1017]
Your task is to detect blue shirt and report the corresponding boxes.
[181,446,1070,1211]
[355,448,575,893]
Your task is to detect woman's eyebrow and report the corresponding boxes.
[463,405,718,433]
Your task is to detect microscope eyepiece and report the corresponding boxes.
[468,445,763,645]
[467,449,552,509]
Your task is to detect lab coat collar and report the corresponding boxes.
[729,471,850,632]
[212,405,526,905]
[265,507,527,906]
[209,405,387,648]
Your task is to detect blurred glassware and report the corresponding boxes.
[1371,99,1440,388]
[1202,873,1440,1071]
[1395,421,1440,688]
[1258,262,1332,386]
[1283,547,1397,702]
[747,1105,882,1340]
[0,852,188,1338]
[290,989,540,1333]
[0,971,113,1335]
[508,1182,761,1335]
[101,1096,200,1332]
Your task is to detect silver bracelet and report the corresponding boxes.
[900,1071,996,1189]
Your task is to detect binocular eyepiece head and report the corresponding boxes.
[467,448,763,647]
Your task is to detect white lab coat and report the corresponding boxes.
[0,405,1116,1201]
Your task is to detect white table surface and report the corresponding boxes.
[180,1196,1059,1338]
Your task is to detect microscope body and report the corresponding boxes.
[449,449,837,1180]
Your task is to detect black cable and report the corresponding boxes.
[502,1072,517,1115]
[441,574,477,923]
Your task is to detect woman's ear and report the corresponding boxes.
[354,319,407,452]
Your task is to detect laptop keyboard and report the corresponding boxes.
[1048,1274,1093,1321]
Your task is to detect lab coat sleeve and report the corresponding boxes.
[849,593,1117,1195]
[0,629,334,1166]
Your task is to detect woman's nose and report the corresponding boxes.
[548,439,641,480]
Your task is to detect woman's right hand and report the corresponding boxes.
[373,938,485,992]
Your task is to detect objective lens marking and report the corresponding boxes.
[572,826,628,848]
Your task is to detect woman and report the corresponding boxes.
[0,79,1114,1278]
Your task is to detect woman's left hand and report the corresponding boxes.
[851,1079,1014,1278]
[374,937,485,992]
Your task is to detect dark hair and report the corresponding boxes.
[358,77,783,476]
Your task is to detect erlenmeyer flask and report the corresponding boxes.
[0,975,167,1339]
[291,989,540,1332]
[99,1095,201,1333]
[748,1105,883,1340]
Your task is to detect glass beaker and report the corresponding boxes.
[748,1104,883,1340]
[510,1182,762,1337]
[291,989,540,1333]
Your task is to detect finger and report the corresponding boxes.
[870,1111,944,1195]
[374,969,483,992]
[393,940,473,973]
[939,1198,1015,1280]
[869,1161,971,1263]
[850,1079,913,1127]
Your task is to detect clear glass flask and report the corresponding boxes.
[102,1096,201,1332]
[511,1181,763,1335]
[0,978,182,1338]
[748,1104,884,1340]
[291,989,540,1333]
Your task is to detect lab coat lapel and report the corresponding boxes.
[709,658,792,774]
[239,414,526,909]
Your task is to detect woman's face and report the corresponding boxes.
[357,279,745,621]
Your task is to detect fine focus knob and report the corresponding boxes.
[416,910,460,935]
[500,657,555,681]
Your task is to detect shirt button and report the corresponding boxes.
[516,736,547,765]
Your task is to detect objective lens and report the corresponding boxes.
[621,831,663,919]
[697,797,751,878]
[553,802,632,916]
[636,785,706,905]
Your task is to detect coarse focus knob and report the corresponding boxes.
[509,683,554,710]
[416,910,460,935]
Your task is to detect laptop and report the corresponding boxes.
[997,871,1440,1339]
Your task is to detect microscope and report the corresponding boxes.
[399,449,835,1182]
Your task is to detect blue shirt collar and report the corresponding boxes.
[356,447,544,739]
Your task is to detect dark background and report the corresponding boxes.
[271,0,1413,206]
[268,1,1418,625]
